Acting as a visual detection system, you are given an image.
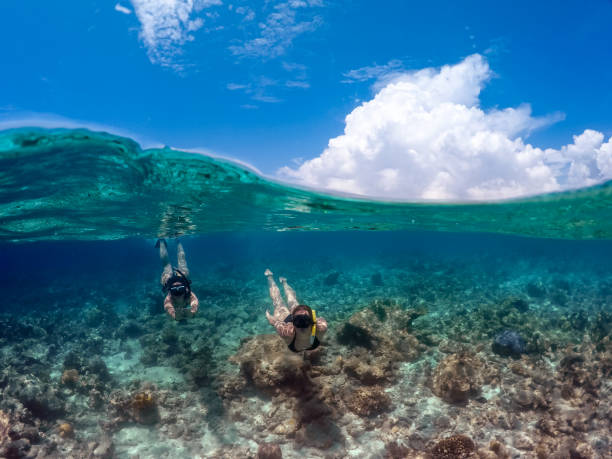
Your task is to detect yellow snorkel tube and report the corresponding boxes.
[311,309,317,336]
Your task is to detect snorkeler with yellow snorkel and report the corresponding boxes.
[264,269,327,352]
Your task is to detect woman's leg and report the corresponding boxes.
[265,269,290,320]
[280,277,299,311]
[159,240,173,287]
[176,241,190,278]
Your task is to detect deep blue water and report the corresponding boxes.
[3,231,612,315]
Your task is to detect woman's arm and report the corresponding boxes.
[315,317,328,339]
[190,292,199,315]
[163,294,176,319]
[266,310,295,339]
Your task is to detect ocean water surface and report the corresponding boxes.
[0,128,611,458]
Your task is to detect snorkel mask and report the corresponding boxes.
[165,268,191,297]
[292,313,313,329]
[286,305,316,335]
[170,284,187,297]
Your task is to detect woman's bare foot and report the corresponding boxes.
[279,277,287,283]
[264,268,273,276]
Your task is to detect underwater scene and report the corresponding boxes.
[1,128,612,459]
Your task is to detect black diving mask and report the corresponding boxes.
[170,284,187,296]
[292,314,313,329]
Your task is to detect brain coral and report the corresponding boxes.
[430,435,475,458]
[345,385,392,417]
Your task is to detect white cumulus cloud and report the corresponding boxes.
[279,54,612,201]
[129,0,221,70]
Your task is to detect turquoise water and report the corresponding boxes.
[0,128,611,458]
[2,128,612,241]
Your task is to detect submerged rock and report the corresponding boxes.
[337,323,374,350]
[492,330,526,358]
[115,320,144,339]
[10,375,66,419]
[257,443,282,459]
[294,418,345,450]
[87,356,111,382]
[324,271,340,286]
[385,441,413,459]
[90,435,115,458]
[0,318,46,341]
[500,296,529,313]
[526,281,546,298]
[229,334,312,394]
[63,350,83,371]
[371,272,383,286]
[336,302,425,385]
[2,438,32,458]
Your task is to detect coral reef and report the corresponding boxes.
[1,241,612,458]
[344,386,392,417]
[107,388,160,425]
[336,301,425,384]
[429,435,475,458]
[431,353,486,403]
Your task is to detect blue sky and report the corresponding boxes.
[1,0,612,200]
